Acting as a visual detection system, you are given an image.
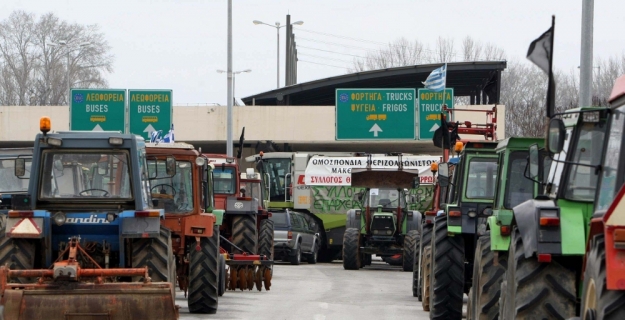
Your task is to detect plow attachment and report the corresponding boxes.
[222,253,273,291]
[0,237,178,320]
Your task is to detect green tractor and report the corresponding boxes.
[343,162,422,271]
[498,107,609,319]
[466,137,546,319]
[427,141,499,319]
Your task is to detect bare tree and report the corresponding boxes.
[348,38,429,72]
[0,10,114,106]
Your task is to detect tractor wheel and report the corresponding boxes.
[218,254,226,297]
[0,216,35,283]
[258,218,274,261]
[421,245,432,311]
[232,215,257,254]
[414,224,432,299]
[469,235,507,320]
[187,226,220,314]
[362,253,372,266]
[429,215,464,319]
[500,227,576,319]
[132,226,174,283]
[403,230,419,272]
[343,228,361,270]
[580,235,625,320]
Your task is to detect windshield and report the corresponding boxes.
[262,158,291,201]
[40,151,132,199]
[148,160,194,213]
[564,122,605,201]
[0,158,31,193]
[465,158,498,199]
[213,167,236,194]
[241,180,262,201]
[368,188,402,208]
[596,106,625,210]
[505,151,534,208]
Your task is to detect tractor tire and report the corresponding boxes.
[414,224,432,299]
[429,215,464,320]
[218,254,226,297]
[580,235,625,320]
[500,227,576,319]
[188,225,220,314]
[132,226,174,283]
[362,253,372,266]
[469,236,507,320]
[258,218,274,261]
[421,245,432,311]
[0,216,35,283]
[403,230,419,272]
[343,228,361,270]
[231,215,257,254]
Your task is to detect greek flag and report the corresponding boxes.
[162,124,175,143]
[150,130,163,143]
[422,65,447,92]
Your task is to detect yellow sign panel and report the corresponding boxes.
[142,116,158,123]
[90,115,106,123]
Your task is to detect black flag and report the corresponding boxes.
[432,113,450,149]
[527,16,556,118]
[236,127,245,159]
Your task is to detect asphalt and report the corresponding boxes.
[177,258,441,320]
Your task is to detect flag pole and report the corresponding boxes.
[547,15,555,118]
[441,63,447,161]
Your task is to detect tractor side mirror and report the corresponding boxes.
[438,163,450,187]
[412,177,420,189]
[353,191,364,202]
[166,156,176,176]
[548,119,566,154]
[15,158,25,177]
[528,144,540,179]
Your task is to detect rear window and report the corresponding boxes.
[269,212,289,227]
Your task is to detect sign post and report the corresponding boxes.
[418,88,454,140]
[70,89,126,132]
[128,90,173,140]
[335,89,416,140]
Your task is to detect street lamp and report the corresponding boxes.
[253,19,303,88]
[49,40,91,106]
[217,69,251,105]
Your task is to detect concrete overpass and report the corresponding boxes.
[0,104,504,157]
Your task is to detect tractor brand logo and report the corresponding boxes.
[66,215,110,224]
[234,202,244,209]
[73,93,84,103]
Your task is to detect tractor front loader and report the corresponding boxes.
[0,118,178,320]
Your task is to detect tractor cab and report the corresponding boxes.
[360,188,409,238]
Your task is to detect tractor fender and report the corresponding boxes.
[346,209,361,230]
[404,211,422,233]
[512,198,556,258]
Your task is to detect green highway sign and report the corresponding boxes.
[128,90,173,140]
[418,88,454,140]
[70,89,126,132]
[335,88,416,140]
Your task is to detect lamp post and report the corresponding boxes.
[49,40,91,106]
[217,69,251,105]
[253,19,303,88]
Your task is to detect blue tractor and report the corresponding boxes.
[0,117,178,320]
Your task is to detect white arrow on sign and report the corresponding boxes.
[429,123,440,132]
[92,124,103,131]
[369,123,383,137]
[143,124,156,134]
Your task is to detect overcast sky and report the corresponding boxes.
[2,0,623,105]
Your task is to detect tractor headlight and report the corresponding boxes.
[106,212,116,222]
[373,230,379,235]
[386,230,392,235]
[53,211,66,226]
[195,157,206,166]
[468,209,477,218]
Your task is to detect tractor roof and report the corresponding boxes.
[609,74,625,105]
[496,137,544,152]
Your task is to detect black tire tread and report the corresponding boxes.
[430,215,464,319]
[0,217,35,284]
[132,226,172,282]
[188,225,220,314]
[258,218,274,260]
[415,224,432,299]
[422,245,432,311]
[503,227,576,319]
[471,235,508,320]
[231,215,257,254]
[343,228,360,270]
[403,229,419,272]
[580,235,625,320]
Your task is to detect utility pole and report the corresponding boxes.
[579,0,594,107]
[226,0,233,156]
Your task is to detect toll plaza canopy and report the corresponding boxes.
[242,61,506,106]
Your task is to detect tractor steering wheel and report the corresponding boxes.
[79,189,110,197]
[151,184,177,197]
